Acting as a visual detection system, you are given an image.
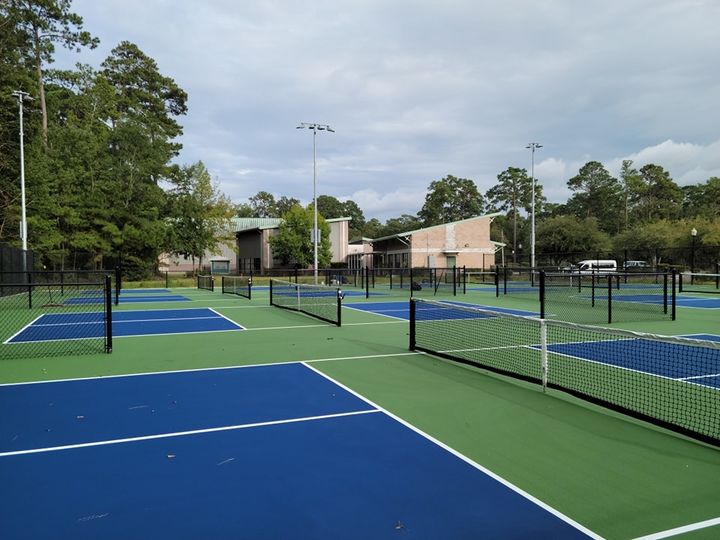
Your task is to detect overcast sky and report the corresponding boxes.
[55,0,720,221]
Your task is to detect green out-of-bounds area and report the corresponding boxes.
[1,285,719,540]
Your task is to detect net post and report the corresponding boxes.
[410,267,414,298]
[105,275,113,353]
[336,288,342,327]
[671,269,677,320]
[115,265,121,305]
[463,265,466,294]
[409,298,416,350]
[539,270,546,319]
[453,266,457,296]
[269,278,274,306]
[365,266,370,299]
[607,273,613,324]
[540,318,547,392]
[678,272,684,293]
[249,272,253,300]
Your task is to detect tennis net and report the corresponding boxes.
[222,275,251,300]
[679,272,720,295]
[197,274,214,292]
[541,271,675,324]
[409,298,720,447]
[0,277,113,360]
[269,279,342,326]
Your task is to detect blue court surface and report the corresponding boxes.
[253,285,373,297]
[543,338,720,389]
[121,288,172,294]
[346,300,539,320]
[67,294,190,304]
[0,363,593,539]
[588,293,720,309]
[6,308,243,343]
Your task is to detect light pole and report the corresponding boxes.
[690,227,698,283]
[12,90,32,272]
[526,142,542,269]
[296,122,334,284]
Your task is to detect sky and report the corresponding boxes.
[55,0,720,222]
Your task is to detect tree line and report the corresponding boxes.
[240,166,720,267]
[1,1,233,278]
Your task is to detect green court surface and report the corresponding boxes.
[1,285,719,539]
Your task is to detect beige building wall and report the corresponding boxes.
[408,216,496,268]
[327,218,350,263]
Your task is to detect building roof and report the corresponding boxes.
[232,218,284,232]
[370,212,502,242]
[233,216,350,233]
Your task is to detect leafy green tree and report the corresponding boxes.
[235,202,254,217]
[565,161,624,234]
[315,194,344,219]
[99,42,188,276]
[418,175,484,226]
[165,161,235,272]
[486,167,532,263]
[633,164,683,223]
[342,199,365,239]
[362,218,383,239]
[381,214,421,237]
[613,220,685,266]
[268,205,331,267]
[536,216,611,264]
[682,177,720,219]
[248,191,276,217]
[0,5,39,242]
[276,195,300,216]
[3,0,99,149]
[35,69,118,268]
[619,160,643,229]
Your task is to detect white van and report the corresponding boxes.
[574,259,617,274]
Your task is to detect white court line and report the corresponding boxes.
[632,516,720,539]
[344,305,408,322]
[679,372,720,381]
[0,352,424,386]
[33,316,220,327]
[301,362,602,540]
[207,307,246,330]
[0,409,380,458]
[2,314,44,345]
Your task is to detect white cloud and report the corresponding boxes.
[607,140,720,185]
[55,0,720,221]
